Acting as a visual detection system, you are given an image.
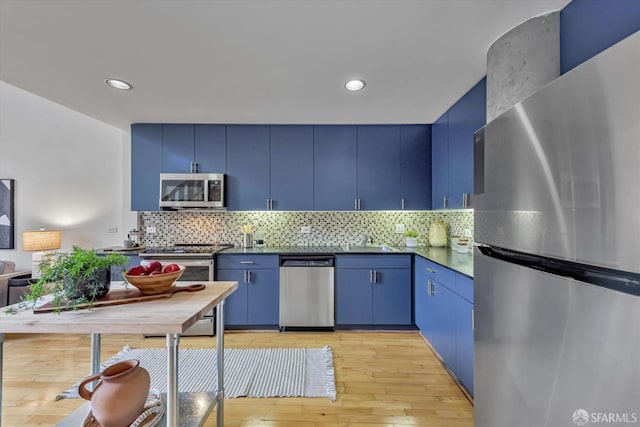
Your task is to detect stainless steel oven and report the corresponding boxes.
[140,251,216,336]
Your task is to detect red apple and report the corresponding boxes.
[149,270,163,275]
[163,263,180,273]
[127,265,147,276]
[146,261,162,273]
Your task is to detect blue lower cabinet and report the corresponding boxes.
[372,268,412,325]
[455,297,474,395]
[335,254,412,326]
[216,268,278,326]
[215,269,248,326]
[430,281,457,368]
[104,255,140,281]
[414,256,474,396]
[216,254,279,327]
[246,268,279,324]
[335,269,373,324]
[413,257,430,331]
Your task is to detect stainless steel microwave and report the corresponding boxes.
[159,173,225,210]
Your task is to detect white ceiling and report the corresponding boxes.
[0,0,571,130]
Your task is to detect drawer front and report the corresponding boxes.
[456,273,474,303]
[417,255,456,290]
[216,254,279,269]
[335,254,411,269]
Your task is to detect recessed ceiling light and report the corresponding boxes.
[345,79,366,91]
[105,78,133,90]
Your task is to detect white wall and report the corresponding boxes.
[0,81,133,270]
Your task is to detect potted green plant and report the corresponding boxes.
[403,229,419,248]
[22,246,128,312]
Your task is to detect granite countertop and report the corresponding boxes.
[405,246,474,278]
[219,245,474,278]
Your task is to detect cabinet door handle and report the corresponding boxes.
[373,270,378,283]
[443,196,448,209]
[471,308,475,330]
[355,199,358,210]
[270,199,274,210]
[463,192,470,208]
[190,162,198,173]
[243,270,248,283]
[426,268,436,274]
[401,198,405,210]
[247,270,252,283]
[369,270,373,284]
[240,261,254,264]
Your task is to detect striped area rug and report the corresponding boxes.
[57,346,336,401]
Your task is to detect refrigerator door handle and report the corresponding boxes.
[479,245,640,297]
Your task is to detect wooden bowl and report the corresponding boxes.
[122,265,185,295]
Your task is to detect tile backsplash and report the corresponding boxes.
[138,210,473,248]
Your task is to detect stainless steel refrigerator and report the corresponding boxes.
[473,30,640,427]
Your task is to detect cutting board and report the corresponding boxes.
[33,284,205,314]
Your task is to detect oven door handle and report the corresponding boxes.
[145,259,213,267]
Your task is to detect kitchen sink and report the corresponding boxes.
[340,245,399,253]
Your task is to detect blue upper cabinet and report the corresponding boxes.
[400,124,431,210]
[162,124,226,173]
[357,125,401,210]
[133,123,433,212]
[194,124,226,173]
[560,0,640,74]
[162,124,194,173]
[131,124,163,211]
[431,112,449,209]
[314,125,358,211]
[270,125,314,211]
[432,77,486,209]
[447,77,486,209]
[226,125,270,211]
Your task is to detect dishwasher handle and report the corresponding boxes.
[280,255,335,267]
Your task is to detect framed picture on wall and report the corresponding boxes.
[0,179,15,249]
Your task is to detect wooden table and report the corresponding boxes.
[0,280,238,427]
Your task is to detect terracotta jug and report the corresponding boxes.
[428,220,447,247]
[78,359,150,427]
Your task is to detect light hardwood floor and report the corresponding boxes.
[2,331,473,426]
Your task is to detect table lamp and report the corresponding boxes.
[22,228,61,251]
[22,228,61,278]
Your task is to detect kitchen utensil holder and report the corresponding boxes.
[242,233,253,248]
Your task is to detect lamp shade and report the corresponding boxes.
[22,229,61,251]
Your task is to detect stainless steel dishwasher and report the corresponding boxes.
[279,255,335,331]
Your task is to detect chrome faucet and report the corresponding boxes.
[361,233,373,246]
